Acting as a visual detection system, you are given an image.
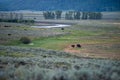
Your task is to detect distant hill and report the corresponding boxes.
[0,0,120,11]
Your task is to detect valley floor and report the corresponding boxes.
[0,20,120,59]
[0,20,120,80]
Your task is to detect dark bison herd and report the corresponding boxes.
[71,44,81,48]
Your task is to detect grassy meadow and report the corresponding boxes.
[1,20,120,59]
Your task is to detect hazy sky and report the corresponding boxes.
[0,0,120,11]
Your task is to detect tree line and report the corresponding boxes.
[43,11,102,20]
[43,11,62,19]
[0,12,34,23]
[0,19,34,23]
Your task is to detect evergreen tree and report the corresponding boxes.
[65,11,74,20]
[88,12,102,19]
[82,12,88,20]
[96,12,102,19]
[74,11,81,20]
[65,12,69,20]
[55,11,62,19]
[43,11,55,19]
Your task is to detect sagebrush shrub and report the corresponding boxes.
[8,34,11,36]
[61,28,64,30]
[20,37,31,44]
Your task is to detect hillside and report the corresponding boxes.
[0,45,120,80]
[0,0,120,11]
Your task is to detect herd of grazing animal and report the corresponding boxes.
[71,44,81,48]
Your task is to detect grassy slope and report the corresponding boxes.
[6,22,120,51]
[0,46,120,80]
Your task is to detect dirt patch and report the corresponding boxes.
[64,44,89,57]
[64,48,80,53]
[64,44,120,60]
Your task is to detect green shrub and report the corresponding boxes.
[20,37,31,44]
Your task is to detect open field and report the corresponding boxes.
[0,20,120,80]
[0,20,120,59]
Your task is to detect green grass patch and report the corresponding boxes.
[2,24,120,51]
[6,33,120,51]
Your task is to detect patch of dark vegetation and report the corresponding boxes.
[75,71,89,80]
[62,65,69,71]
[0,19,34,24]
[53,76,65,80]
[74,65,80,70]
[61,28,64,30]
[4,25,11,27]
[24,29,27,31]
[18,61,26,66]
[0,77,7,80]
[0,65,6,69]
[35,73,44,80]
[8,34,11,36]
[42,55,47,58]
[19,37,31,44]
